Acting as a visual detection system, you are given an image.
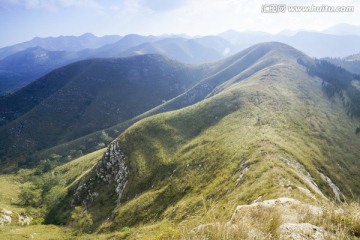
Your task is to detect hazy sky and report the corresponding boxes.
[0,0,359,47]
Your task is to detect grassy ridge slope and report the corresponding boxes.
[65,43,360,235]
[109,59,360,229]
[2,42,360,239]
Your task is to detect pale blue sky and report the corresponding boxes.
[1,0,359,47]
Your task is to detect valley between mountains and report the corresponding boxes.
[1,42,360,239]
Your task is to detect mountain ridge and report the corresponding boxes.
[0,33,122,60]
[3,26,360,95]
[1,42,360,239]
[0,54,209,166]
[57,42,360,237]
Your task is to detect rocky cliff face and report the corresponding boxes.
[73,140,128,209]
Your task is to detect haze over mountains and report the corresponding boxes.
[323,23,360,35]
[324,51,360,75]
[0,33,122,59]
[1,23,360,95]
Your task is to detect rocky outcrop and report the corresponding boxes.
[18,213,32,226]
[190,197,332,239]
[281,158,327,200]
[229,197,322,225]
[0,209,12,226]
[1,209,12,215]
[0,215,11,226]
[0,209,33,226]
[73,140,128,208]
[279,223,325,240]
[319,172,344,202]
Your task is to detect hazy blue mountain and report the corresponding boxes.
[277,29,305,37]
[158,33,191,39]
[277,31,360,58]
[218,29,273,50]
[219,28,360,58]
[0,34,159,94]
[0,33,122,60]
[0,47,88,95]
[0,55,209,161]
[92,34,160,57]
[120,37,230,64]
[323,23,360,36]
[192,36,235,56]
[0,35,233,94]
[3,26,360,95]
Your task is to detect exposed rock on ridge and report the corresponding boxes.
[73,140,128,209]
[192,198,328,239]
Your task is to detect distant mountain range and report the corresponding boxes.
[0,34,233,95]
[0,33,122,60]
[323,23,360,35]
[1,23,360,95]
[0,47,89,95]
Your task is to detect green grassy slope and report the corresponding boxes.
[0,149,106,239]
[0,43,311,170]
[66,43,360,234]
[0,150,106,239]
[2,42,360,239]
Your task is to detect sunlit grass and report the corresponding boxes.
[1,45,360,239]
